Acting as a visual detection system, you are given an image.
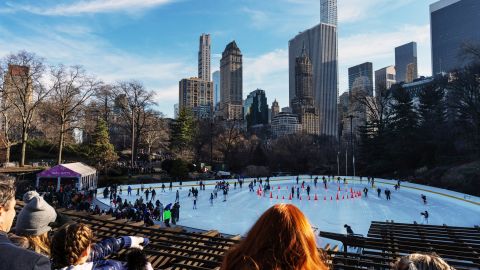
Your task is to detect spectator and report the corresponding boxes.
[220,204,328,270]
[0,175,51,270]
[9,191,57,256]
[393,253,454,270]
[51,223,148,270]
[344,224,354,235]
[125,248,154,270]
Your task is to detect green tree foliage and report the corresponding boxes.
[90,119,118,173]
[170,108,196,154]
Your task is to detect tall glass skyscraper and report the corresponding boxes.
[395,42,418,83]
[348,62,373,96]
[430,0,480,75]
[320,0,337,26]
[212,70,220,108]
[244,89,268,129]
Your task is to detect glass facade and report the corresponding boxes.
[430,0,480,74]
[395,42,418,83]
[348,62,373,96]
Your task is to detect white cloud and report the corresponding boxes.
[0,23,193,117]
[338,0,417,23]
[242,7,269,29]
[338,24,431,92]
[243,49,290,108]
[6,0,177,16]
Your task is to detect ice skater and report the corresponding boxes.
[363,187,368,197]
[145,189,150,201]
[193,197,197,209]
[377,187,381,197]
[296,176,299,185]
[306,185,311,197]
[128,186,132,196]
[421,210,429,224]
[210,193,214,206]
[151,189,156,201]
[421,194,427,204]
[385,188,391,200]
[297,187,300,199]
[169,181,173,191]
[162,183,165,192]
[175,190,180,203]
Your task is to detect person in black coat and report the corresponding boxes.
[0,177,51,270]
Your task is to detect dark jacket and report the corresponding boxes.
[0,231,51,270]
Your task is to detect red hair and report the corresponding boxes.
[221,203,328,270]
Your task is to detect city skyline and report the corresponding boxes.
[0,0,440,117]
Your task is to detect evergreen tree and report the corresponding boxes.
[388,86,419,173]
[418,79,447,166]
[90,119,118,173]
[171,108,196,152]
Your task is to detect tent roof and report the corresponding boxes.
[61,162,96,176]
[37,162,96,178]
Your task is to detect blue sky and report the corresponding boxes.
[0,0,438,117]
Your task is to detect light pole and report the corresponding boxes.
[130,105,136,168]
[337,151,340,176]
[348,114,356,180]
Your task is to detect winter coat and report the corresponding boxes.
[164,209,171,220]
[0,231,50,270]
[56,236,132,270]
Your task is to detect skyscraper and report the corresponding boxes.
[320,0,337,26]
[244,89,269,129]
[179,77,213,118]
[220,41,243,120]
[348,62,373,96]
[291,46,320,135]
[198,33,211,81]
[375,66,396,97]
[212,70,220,108]
[430,0,480,75]
[271,99,279,119]
[395,42,418,83]
[289,23,338,137]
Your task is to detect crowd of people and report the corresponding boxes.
[0,174,453,270]
[0,175,152,270]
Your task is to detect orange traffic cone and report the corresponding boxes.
[342,195,344,199]
[308,196,310,200]
[314,194,318,200]
[282,195,285,200]
[338,186,340,191]
[336,193,339,200]
[289,194,292,200]
[270,192,273,198]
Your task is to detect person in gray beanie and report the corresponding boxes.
[9,190,57,256]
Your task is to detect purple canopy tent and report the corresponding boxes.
[36,162,97,191]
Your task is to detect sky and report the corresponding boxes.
[0,0,439,117]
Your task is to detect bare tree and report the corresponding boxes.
[113,81,156,165]
[0,51,50,166]
[49,65,100,164]
[0,103,21,163]
[142,110,169,160]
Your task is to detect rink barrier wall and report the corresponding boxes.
[109,175,480,206]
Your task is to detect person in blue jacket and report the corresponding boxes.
[51,223,149,270]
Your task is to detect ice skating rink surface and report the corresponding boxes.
[98,176,480,246]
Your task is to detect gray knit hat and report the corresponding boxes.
[15,191,57,236]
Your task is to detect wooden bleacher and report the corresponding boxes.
[320,221,480,270]
[14,202,480,269]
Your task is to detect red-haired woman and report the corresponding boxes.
[221,203,328,270]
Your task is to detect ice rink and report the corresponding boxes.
[98,176,480,246]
